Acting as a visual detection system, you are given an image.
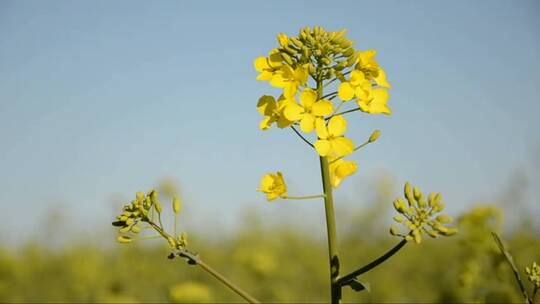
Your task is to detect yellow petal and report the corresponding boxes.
[294,66,309,85]
[349,70,366,86]
[315,118,329,139]
[270,73,286,88]
[311,100,334,117]
[327,115,347,137]
[283,83,297,99]
[369,89,391,115]
[259,116,274,130]
[300,114,315,133]
[299,88,317,109]
[375,68,391,88]
[254,57,270,72]
[331,160,358,188]
[268,49,283,68]
[283,102,304,121]
[331,137,354,157]
[355,85,371,101]
[258,174,273,192]
[257,95,276,116]
[338,82,355,101]
[314,139,331,156]
[256,70,273,81]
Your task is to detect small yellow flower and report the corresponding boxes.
[256,95,295,130]
[254,49,283,81]
[271,64,309,98]
[283,88,334,133]
[314,116,355,157]
[257,172,287,201]
[338,70,391,115]
[356,49,391,88]
[329,158,358,188]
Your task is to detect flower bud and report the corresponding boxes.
[368,129,381,143]
[117,235,132,244]
[172,196,181,214]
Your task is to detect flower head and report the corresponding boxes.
[338,70,391,115]
[256,95,295,130]
[257,172,287,201]
[390,182,457,244]
[283,88,334,133]
[314,115,354,157]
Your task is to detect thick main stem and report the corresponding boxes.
[317,78,342,303]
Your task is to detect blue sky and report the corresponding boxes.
[1,0,539,242]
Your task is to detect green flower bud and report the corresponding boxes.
[390,226,399,236]
[368,129,381,143]
[131,225,141,233]
[172,196,181,214]
[155,201,162,213]
[436,215,452,224]
[404,182,415,206]
[117,235,132,244]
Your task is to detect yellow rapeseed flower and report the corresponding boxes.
[271,64,309,98]
[254,49,283,81]
[283,88,334,133]
[314,116,354,157]
[256,95,295,130]
[356,50,391,88]
[257,172,287,201]
[338,70,391,115]
[329,158,358,188]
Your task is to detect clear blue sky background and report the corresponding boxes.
[1,0,539,243]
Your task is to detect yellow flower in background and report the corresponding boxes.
[257,95,295,130]
[169,282,213,303]
[271,64,309,98]
[257,172,287,201]
[283,88,334,133]
[254,49,283,81]
[314,116,354,157]
[329,158,358,188]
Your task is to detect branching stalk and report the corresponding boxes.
[338,239,407,286]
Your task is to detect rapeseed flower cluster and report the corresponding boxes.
[390,182,457,244]
[525,262,540,288]
[254,26,391,198]
[112,190,187,250]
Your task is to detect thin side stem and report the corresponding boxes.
[322,91,338,99]
[328,107,361,119]
[338,239,407,286]
[491,232,532,304]
[329,141,370,164]
[290,126,314,148]
[197,259,261,304]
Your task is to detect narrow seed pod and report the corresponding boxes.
[172,196,181,214]
[117,235,132,244]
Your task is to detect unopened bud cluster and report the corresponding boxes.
[525,262,540,288]
[390,182,457,244]
[276,26,358,81]
[112,190,187,250]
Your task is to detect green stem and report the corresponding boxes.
[290,126,314,148]
[491,232,532,304]
[338,239,407,286]
[196,259,261,304]
[317,77,342,303]
[284,194,325,200]
[327,107,361,119]
[329,141,371,164]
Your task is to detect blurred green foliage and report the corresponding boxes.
[0,179,538,303]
